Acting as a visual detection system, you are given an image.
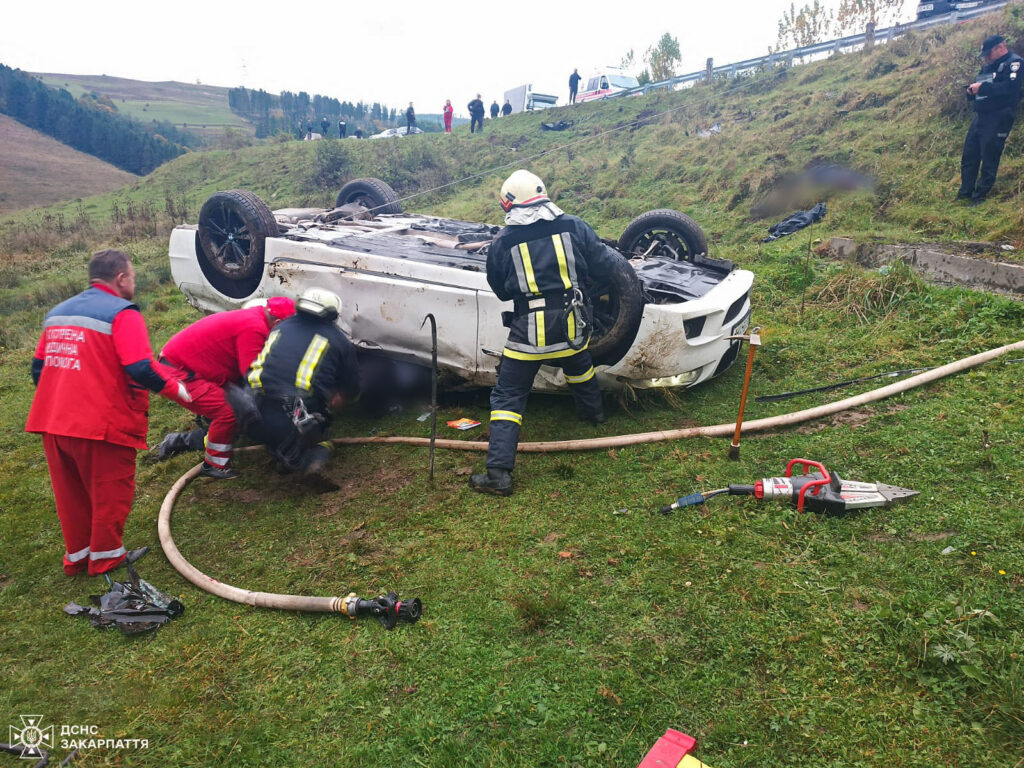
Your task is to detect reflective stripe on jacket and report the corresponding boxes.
[26,287,150,449]
[486,214,621,360]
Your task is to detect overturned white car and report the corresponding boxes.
[168,178,754,393]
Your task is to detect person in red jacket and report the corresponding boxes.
[443,99,454,133]
[26,249,192,576]
[157,296,296,478]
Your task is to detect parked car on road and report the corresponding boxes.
[370,126,424,139]
[169,178,754,394]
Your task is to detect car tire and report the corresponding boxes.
[618,208,708,260]
[335,177,403,214]
[196,189,279,299]
[586,249,644,367]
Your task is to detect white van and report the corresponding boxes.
[576,68,640,103]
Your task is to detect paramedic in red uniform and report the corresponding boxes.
[26,249,192,576]
[158,297,296,479]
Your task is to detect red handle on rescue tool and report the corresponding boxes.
[785,458,831,513]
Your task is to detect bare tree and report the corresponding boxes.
[776,1,835,50]
[835,0,908,34]
[621,48,652,85]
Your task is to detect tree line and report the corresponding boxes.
[228,86,403,137]
[0,64,193,175]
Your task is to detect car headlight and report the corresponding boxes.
[637,369,702,388]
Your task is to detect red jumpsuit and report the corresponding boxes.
[443,103,454,133]
[26,284,178,575]
[159,306,284,469]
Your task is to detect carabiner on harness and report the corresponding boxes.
[566,287,590,351]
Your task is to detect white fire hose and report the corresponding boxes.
[158,338,1024,612]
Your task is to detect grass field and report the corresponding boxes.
[0,115,136,214]
[2,8,1024,767]
[33,72,252,132]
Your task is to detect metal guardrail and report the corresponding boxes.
[617,1,1008,97]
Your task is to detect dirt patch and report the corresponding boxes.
[907,530,957,542]
[852,599,870,612]
[314,460,415,517]
[865,532,897,542]
[794,404,908,434]
[0,575,12,591]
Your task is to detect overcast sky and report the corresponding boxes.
[2,0,913,118]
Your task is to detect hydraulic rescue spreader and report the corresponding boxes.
[660,458,918,516]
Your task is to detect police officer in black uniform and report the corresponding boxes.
[469,170,621,496]
[243,288,360,475]
[958,34,1024,204]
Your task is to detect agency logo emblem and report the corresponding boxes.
[8,715,53,759]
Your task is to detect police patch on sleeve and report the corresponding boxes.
[1011,61,1020,80]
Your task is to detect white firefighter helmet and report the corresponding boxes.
[296,288,342,320]
[499,170,549,212]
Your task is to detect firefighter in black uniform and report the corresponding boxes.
[242,288,360,475]
[469,170,620,496]
[958,35,1023,204]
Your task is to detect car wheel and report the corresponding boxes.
[618,208,708,260]
[197,189,279,299]
[586,250,644,367]
[335,177,403,214]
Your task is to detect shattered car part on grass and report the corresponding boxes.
[170,178,754,395]
[64,565,184,635]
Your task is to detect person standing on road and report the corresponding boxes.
[443,99,454,133]
[468,171,619,497]
[490,100,500,119]
[502,99,513,116]
[468,94,485,133]
[958,34,1024,204]
[26,249,193,575]
[154,297,296,478]
[406,102,417,134]
[339,118,347,138]
[569,68,581,104]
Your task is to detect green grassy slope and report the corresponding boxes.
[1,9,1023,768]
[34,72,251,133]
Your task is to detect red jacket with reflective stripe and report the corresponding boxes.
[160,307,272,386]
[26,286,154,449]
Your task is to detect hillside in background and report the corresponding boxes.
[33,72,251,140]
[2,9,1023,767]
[15,6,1022,250]
[0,114,135,214]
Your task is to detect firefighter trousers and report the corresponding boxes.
[248,396,330,473]
[959,111,1015,199]
[42,433,137,575]
[486,351,603,472]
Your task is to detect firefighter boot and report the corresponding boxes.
[302,443,331,477]
[154,431,191,461]
[469,468,513,496]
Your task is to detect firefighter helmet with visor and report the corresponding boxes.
[296,288,342,320]
[499,170,549,212]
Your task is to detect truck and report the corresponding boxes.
[503,84,559,114]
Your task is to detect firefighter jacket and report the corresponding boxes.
[970,51,1024,114]
[26,285,169,450]
[486,214,621,361]
[246,314,360,413]
[161,306,274,386]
